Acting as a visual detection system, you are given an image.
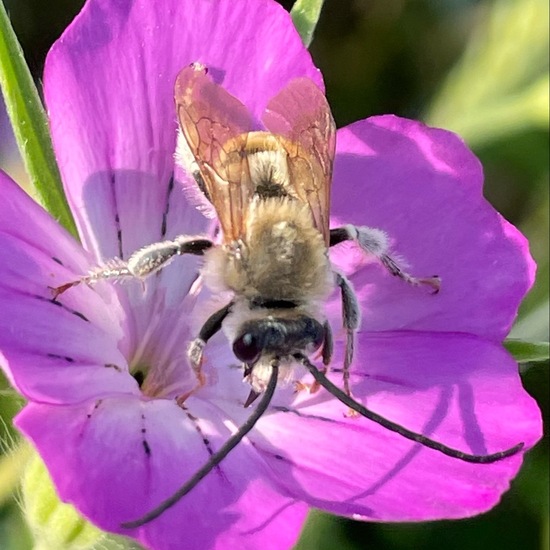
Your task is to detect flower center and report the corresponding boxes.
[131,368,146,388]
[129,354,196,400]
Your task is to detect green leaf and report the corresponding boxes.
[426,0,549,147]
[0,1,78,238]
[505,339,550,363]
[290,0,325,48]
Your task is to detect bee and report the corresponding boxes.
[52,63,523,528]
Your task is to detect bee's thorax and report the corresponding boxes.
[202,197,333,304]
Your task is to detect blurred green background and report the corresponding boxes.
[0,0,548,549]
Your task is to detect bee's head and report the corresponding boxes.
[232,315,325,366]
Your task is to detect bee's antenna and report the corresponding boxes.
[121,364,279,529]
[294,353,524,464]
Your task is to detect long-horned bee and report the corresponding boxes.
[52,63,523,527]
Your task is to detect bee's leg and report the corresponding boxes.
[297,321,333,394]
[335,273,361,399]
[330,225,440,292]
[182,301,234,402]
[321,320,334,367]
[51,237,213,298]
[306,321,334,394]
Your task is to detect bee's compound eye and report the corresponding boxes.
[233,332,261,364]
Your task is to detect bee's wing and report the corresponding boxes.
[175,64,255,242]
[262,78,336,245]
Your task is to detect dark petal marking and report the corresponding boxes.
[249,440,291,464]
[47,353,74,363]
[141,413,151,457]
[184,411,226,481]
[104,363,123,372]
[272,406,338,424]
[330,367,369,378]
[71,310,90,322]
[330,367,414,388]
[160,174,175,238]
[142,440,151,456]
[120,367,278,529]
[111,174,123,259]
[85,399,103,420]
[42,294,90,323]
[51,256,64,265]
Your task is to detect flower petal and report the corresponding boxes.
[0,171,135,403]
[0,171,88,275]
[16,396,307,550]
[330,116,535,339]
[249,333,541,520]
[44,0,321,261]
[44,0,322,353]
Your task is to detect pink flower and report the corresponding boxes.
[0,1,541,549]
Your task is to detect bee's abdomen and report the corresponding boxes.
[237,198,333,302]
